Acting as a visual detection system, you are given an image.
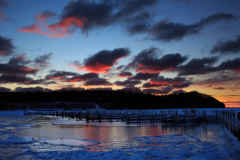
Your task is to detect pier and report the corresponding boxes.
[25,108,240,138]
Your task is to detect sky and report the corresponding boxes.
[0,0,240,107]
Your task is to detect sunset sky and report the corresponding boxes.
[0,0,240,107]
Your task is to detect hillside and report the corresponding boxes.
[0,90,225,110]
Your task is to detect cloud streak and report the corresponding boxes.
[178,57,218,75]
[211,35,240,54]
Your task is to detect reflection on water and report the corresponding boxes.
[16,117,235,149]
[0,115,240,160]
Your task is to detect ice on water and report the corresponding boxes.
[0,111,240,160]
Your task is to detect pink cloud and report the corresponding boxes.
[19,24,45,35]
[19,11,86,38]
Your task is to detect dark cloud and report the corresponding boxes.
[67,73,99,82]
[62,0,114,31]
[0,63,38,75]
[58,87,85,92]
[143,87,172,94]
[151,76,188,85]
[115,79,141,88]
[130,73,158,80]
[129,11,151,22]
[197,73,240,87]
[126,11,151,34]
[0,35,15,56]
[34,53,53,67]
[173,81,192,89]
[15,87,52,92]
[46,70,78,80]
[62,0,158,32]
[128,23,150,35]
[84,78,111,86]
[0,12,4,20]
[171,89,186,95]
[176,56,240,76]
[0,73,55,85]
[151,13,236,41]
[88,88,113,91]
[0,74,34,84]
[149,20,198,41]
[72,48,130,73]
[116,65,125,71]
[0,0,7,7]
[143,76,191,88]
[36,11,56,22]
[46,70,98,83]
[218,58,240,72]
[178,57,218,75]
[119,87,141,93]
[197,13,237,27]
[128,13,237,41]
[0,87,10,92]
[0,55,52,85]
[8,54,31,66]
[118,71,132,78]
[114,0,157,19]
[127,48,187,73]
[211,35,240,54]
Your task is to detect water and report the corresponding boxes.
[0,111,240,160]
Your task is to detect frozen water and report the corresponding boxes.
[0,110,240,160]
